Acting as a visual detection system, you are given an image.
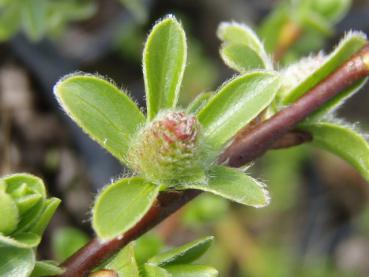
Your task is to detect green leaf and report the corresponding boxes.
[21,0,47,41]
[3,174,46,198]
[143,15,187,120]
[164,264,218,277]
[92,177,160,240]
[0,190,19,235]
[52,227,89,262]
[186,92,213,114]
[54,74,145,162]
[30,261,64,277]
[144,264,170,277]
[29,198,60,236]
[107,243,140,276]
[282,31,367,104]
[217,22,265,54]
[217,22,272,71]
[186,166,270,207]
[0,232,41,248]
[299,121,369,182]
[15,194,42,216]
[0,247,35,277]
[15,200,44,234]
[220,43,266,72]
[148,236,213,266]
[197,71,279,151]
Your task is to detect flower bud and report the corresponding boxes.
[127,111,205,186]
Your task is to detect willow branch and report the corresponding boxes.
[60,43,369,277]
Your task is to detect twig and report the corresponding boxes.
[60,43,369,277]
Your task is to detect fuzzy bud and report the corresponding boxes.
[127,111,205,186]
[281,53,326,93]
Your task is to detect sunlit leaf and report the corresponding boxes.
[148,236,213,266]
[143,15,187,120]
[54,74,145,162]
[198,71,279,151]
[186,166,270,207]
[92,177,160,240]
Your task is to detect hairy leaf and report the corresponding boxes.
[198,71,279,151]
[143,15,187,120]
[93,177,160,240]
[54,74,145,162]
[148,236,213,266]
[300,121,369,181]
[186,166,270,207]
[220,43,266,72]
[218,22,272,71]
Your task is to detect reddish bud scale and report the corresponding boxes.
[127,111,204,186]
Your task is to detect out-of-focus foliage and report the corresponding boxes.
[259,0,351,63]
[52,226,89,262]
[0,0,96,41]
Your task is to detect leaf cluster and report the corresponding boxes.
[0,174,62,277]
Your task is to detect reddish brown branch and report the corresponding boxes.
[220,44,369,167]
[60,44,369,277]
